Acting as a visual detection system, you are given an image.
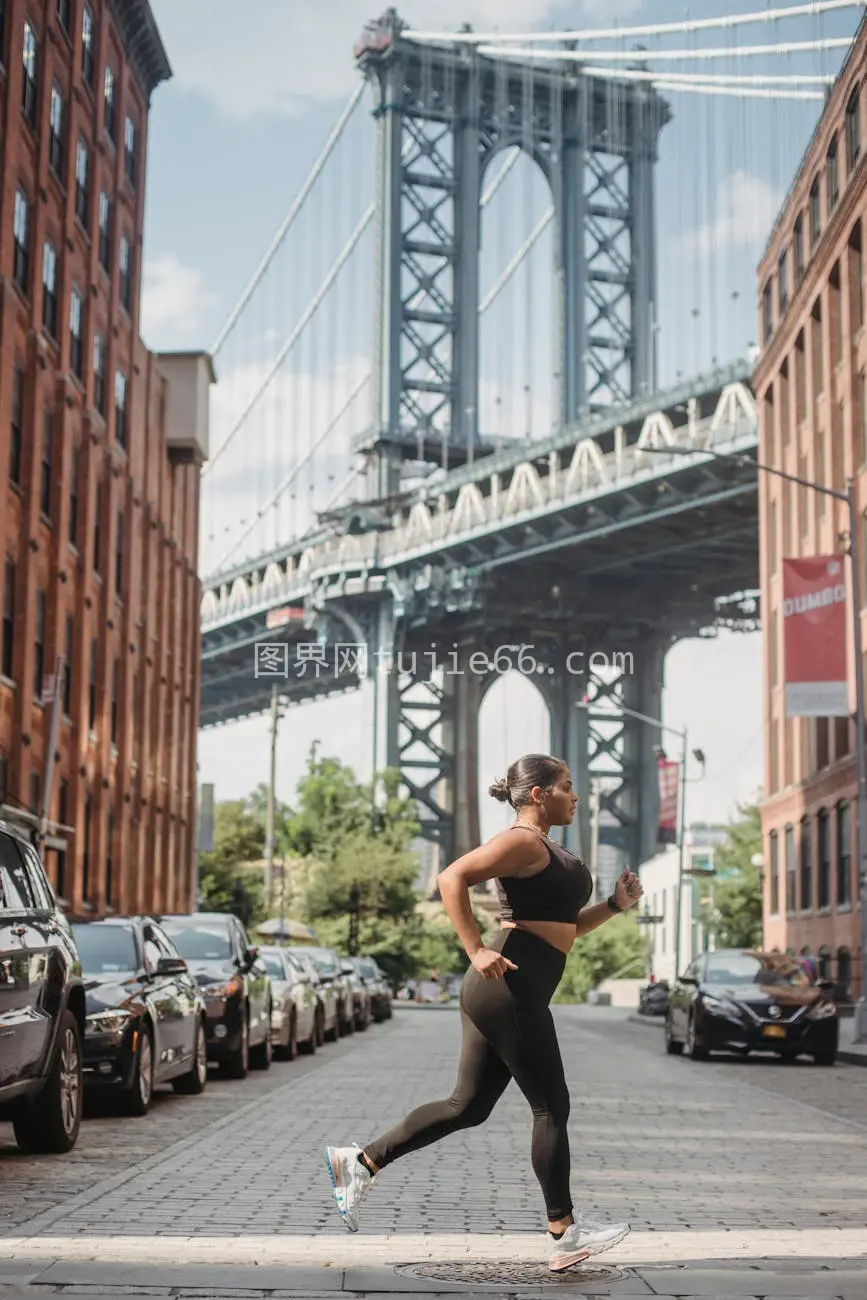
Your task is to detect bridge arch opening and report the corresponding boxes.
[478,146,556,446]
[478,669,555,841]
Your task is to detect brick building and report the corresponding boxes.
[0,0,212,918]
[754,20,867,1001]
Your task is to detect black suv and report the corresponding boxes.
[0,820,85,1153]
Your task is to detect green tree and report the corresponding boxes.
[197,799,267,929]
[553,911,650,1004]
[710,802,763,948]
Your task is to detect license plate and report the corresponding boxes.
[763,1024,786,1038]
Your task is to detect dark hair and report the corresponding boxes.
[488,754,567,809]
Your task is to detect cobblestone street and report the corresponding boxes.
[1,1006,865,1298]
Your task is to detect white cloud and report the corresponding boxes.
[680,170,782,259]
[150,0,645,121]
[141,255,218,349]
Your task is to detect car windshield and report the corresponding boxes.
[705,954,812,988]
[160,923,231,961]
[72,924,137,974]
[305,948,339,976]
[262,954,285,980]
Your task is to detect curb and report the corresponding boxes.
[627,1012,867,1066]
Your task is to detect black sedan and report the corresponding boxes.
[665,948,838,1065]
[159,912,272,1078]
[71,917,208,1115]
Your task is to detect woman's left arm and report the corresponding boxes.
[575,868,644,938]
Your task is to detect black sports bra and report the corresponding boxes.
[495,835,594,923]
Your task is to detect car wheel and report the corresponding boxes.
[685,1013,709,1061]
[125,1023,154,1116]
[13,1010,83,1154]
[222,1014,249,1079]
[173,1018,208,1095]
[250,1009,273,1070]
[813,1049,837,1066]
[325,1011,339,1043]
[299,1011,317,1055]
[664,1014,683,1056]
[284,1011,298,1060]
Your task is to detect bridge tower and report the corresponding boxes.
[351,10,673,876]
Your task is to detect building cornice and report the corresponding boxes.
[108,0,172,103]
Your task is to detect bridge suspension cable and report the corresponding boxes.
[209,83,366,359]
[203,205,374,478]
[405,0,865,44]
[474,37,853,63]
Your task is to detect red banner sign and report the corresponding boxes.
[782,556,848,717]
[657,758,679,846]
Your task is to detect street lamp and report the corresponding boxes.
[577,698,705,979]
[645,442,867,1040]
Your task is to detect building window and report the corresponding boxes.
[49,84,65,177]
[835,715,851,759]
[818,807,831,908]
[41,406,52,517]
[93,477,102,573]
[828,136,840,212]
[124,117,137,188]
[115,510,124,597]
[837,801,851,906]
[768,830,779,914]
[57,778,68,899]
[29,770,40,815]
[13,188,30,294]
[816,716,829,768]
[785,824,796,914]
[852,219,864,329]
[762,280,773,343]
[810,176,821,250]
[778,249,789,316]
[119,235,131,313]
[847,86,861,172]
[82,794,92,902]
[9,366,23,486]
[837,947,852,1000]
[812,297,823,395]
[75,138,89,226]
[70,287,84,380]
[115,370,127,449]
[63,614,72,714]
[34,586,46,700]
[98,192,112,272]
[82,3,95,87]
[22,20,38,127]
[42,241,58,338]
[2,558,15,680]
[794,215,804,285]
[93,334,105,415]
[799,815,812,912]
[88,638,97,730]
[69,443,79,546]
[104,65,116,142]
[57,0,71,33]
[110,659,119,744]
[106,810,114,906]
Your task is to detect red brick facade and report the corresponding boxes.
[0,0,206,918]
[755,20,867,1000]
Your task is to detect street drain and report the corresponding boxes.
[396,1260,624,1287]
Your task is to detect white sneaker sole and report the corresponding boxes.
[324,1146,357,1233]
[548,1224,630,1272]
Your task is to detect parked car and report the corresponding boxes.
[341,957,372,1031]
[259,945,319,1057]
[286,946,339,1044]
[638,980,669,1017]
[348,955,393,1023]
[0,820,85,1154]
[665,948,839,1065]
[159,913,272,1077]
[296,945,356,1036]
[71,917,208,1114]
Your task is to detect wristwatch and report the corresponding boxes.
[606,894,623,914]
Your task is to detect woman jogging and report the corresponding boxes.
[325,753,644,1273]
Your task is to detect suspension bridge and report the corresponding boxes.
[196,2,865,875]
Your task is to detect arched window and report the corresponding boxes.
[817,808,831,908]
[799,815,812,911]
[818,944,832,979]
[828,135,840,211]
[847,85,861,172]
[836,801,852,906]
[837,947,852,1001]
[785,824,796,914]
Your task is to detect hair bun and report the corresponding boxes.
[488,778,511,803]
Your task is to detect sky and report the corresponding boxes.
[139,1,863,849]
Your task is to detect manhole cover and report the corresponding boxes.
[396,1260,624,1287]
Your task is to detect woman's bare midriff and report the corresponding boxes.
[500,919,577,956]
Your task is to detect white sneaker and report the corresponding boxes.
[324,1143,375,1232]
[547,1210,630,1272]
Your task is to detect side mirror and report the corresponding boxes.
[156,956,188,976]
[679,975,697,985]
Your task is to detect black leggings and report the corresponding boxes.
[364,928,572,1220]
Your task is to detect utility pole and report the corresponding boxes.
[264,685,280,912]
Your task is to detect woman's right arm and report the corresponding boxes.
[438,833,547,980]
